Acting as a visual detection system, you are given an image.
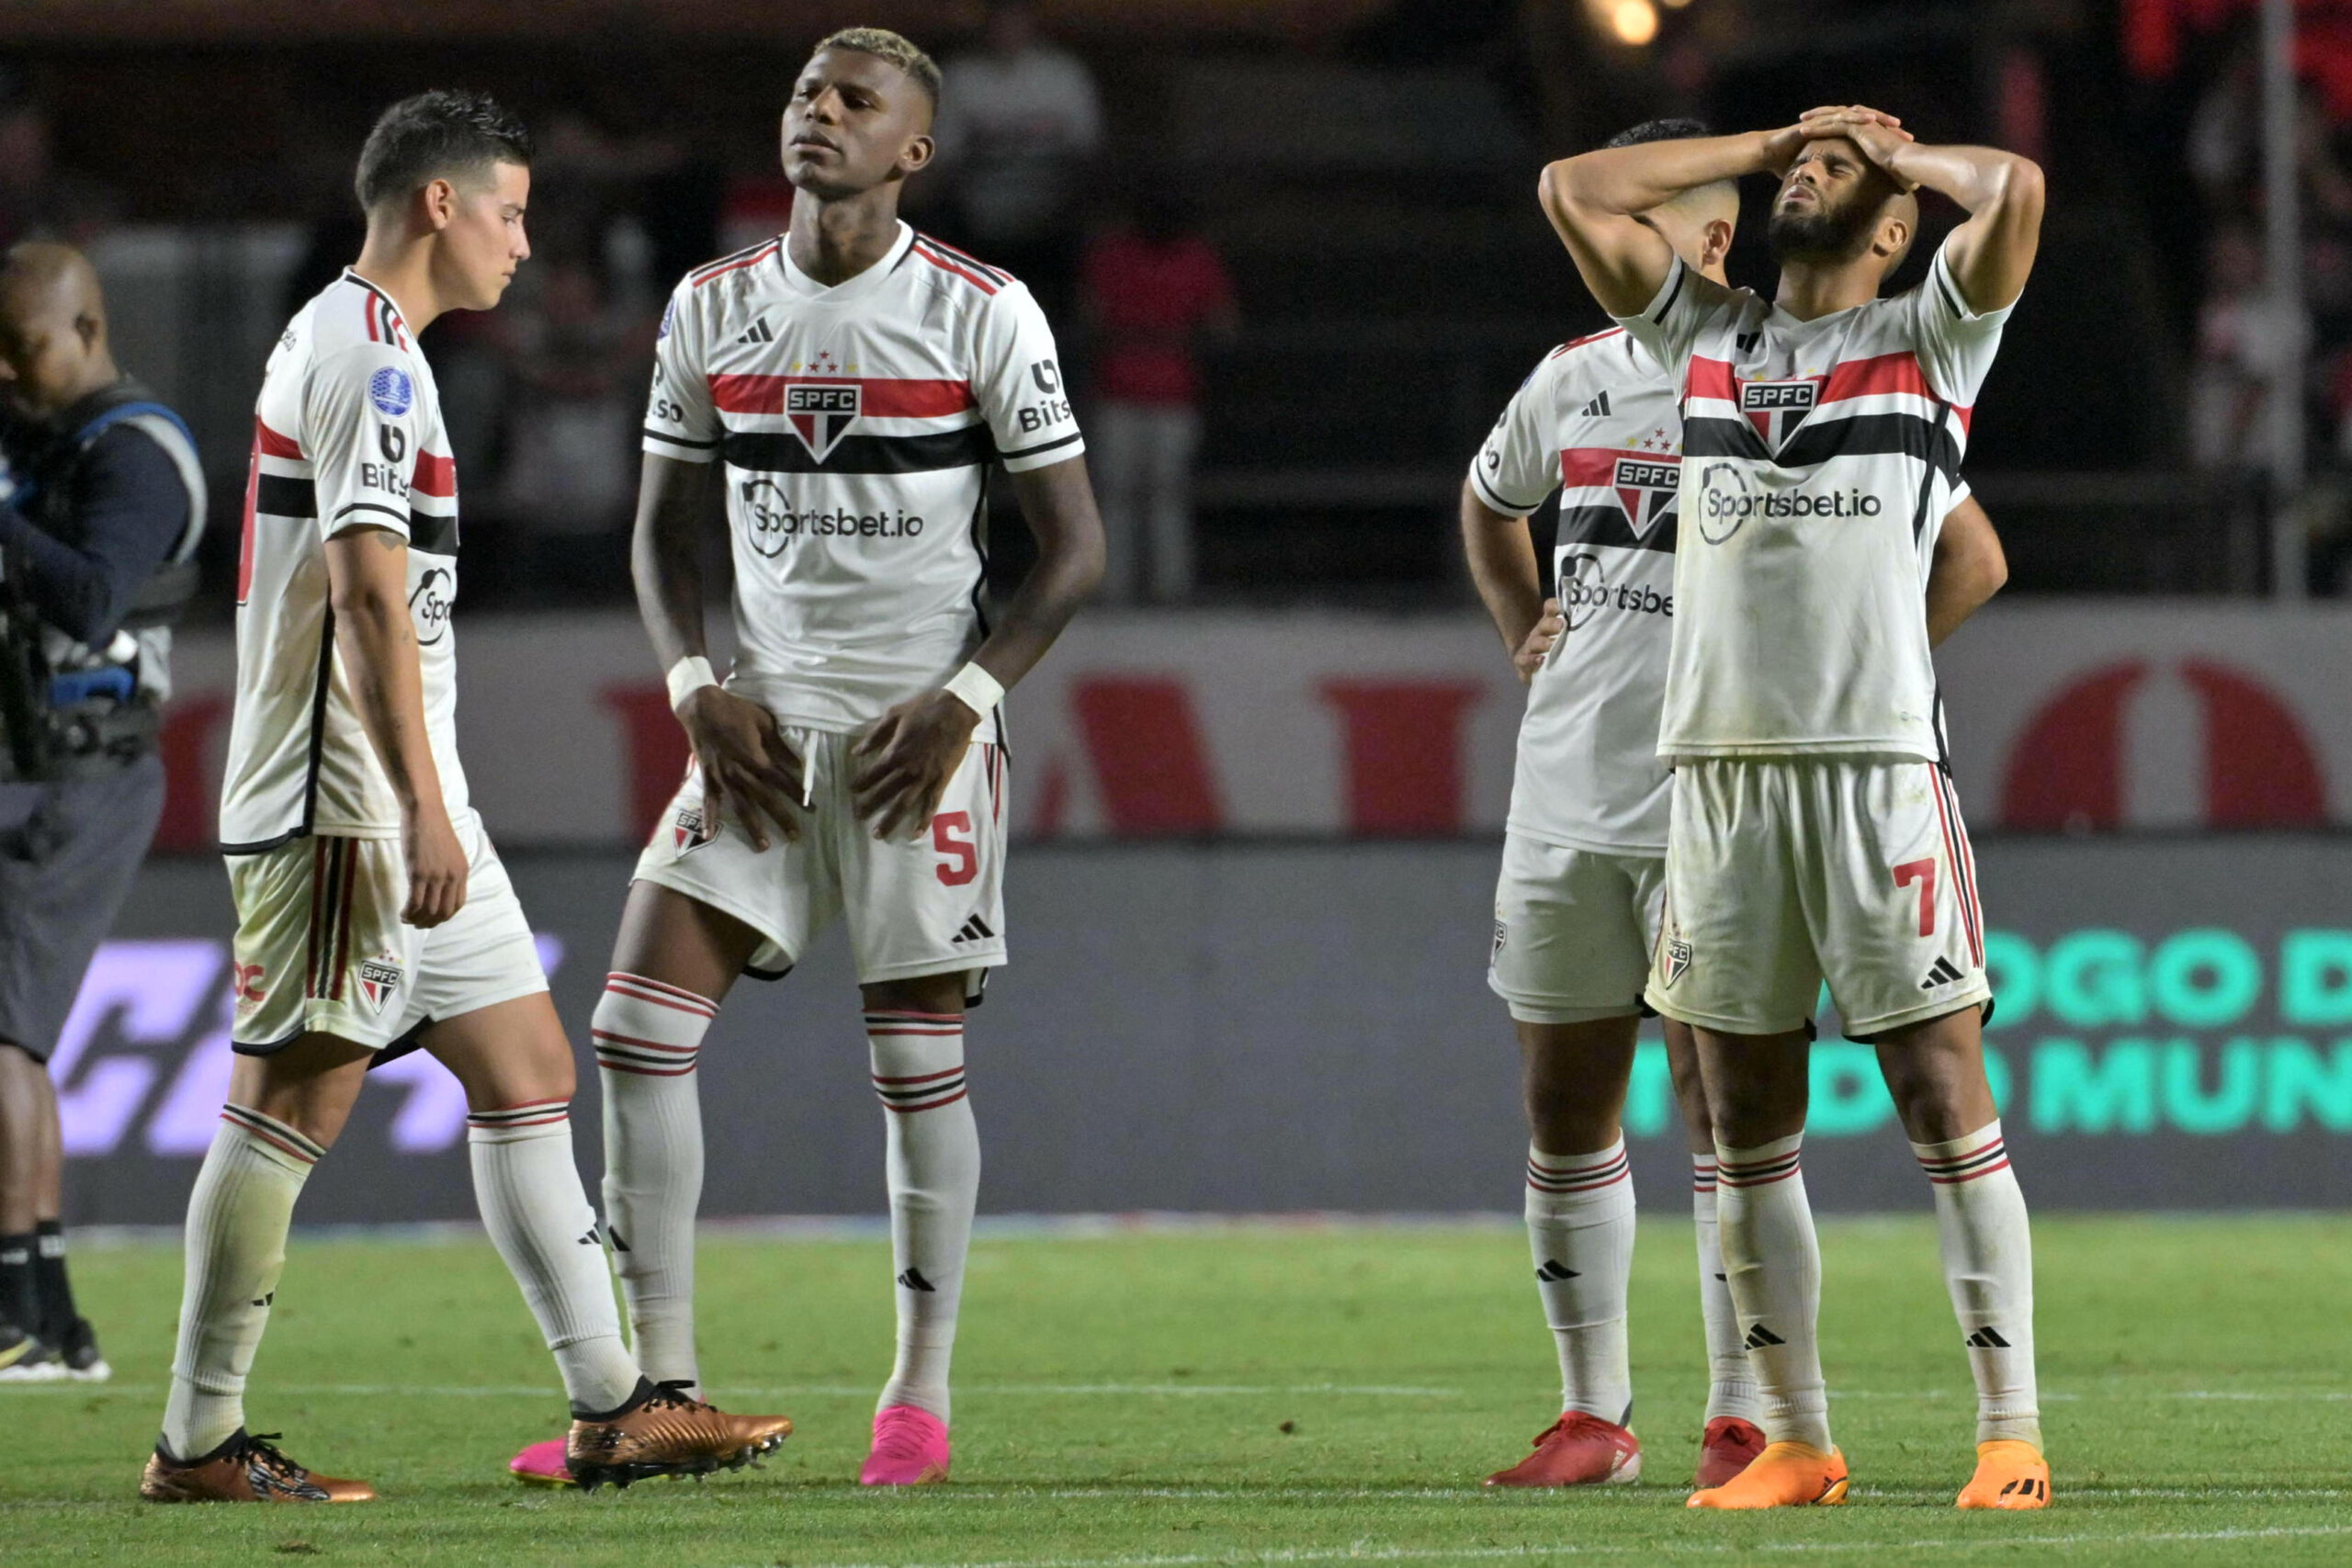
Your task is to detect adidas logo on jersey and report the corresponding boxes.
[952,914,996,944]
[737,318,775,344]
[1921,956,1967,989]
[1579,389,1611,418]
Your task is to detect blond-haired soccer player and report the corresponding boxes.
[1469,118,2007,1493]
[505,28,1102,1490]
[1538,108,2046,1510]
[146,92,791,1503]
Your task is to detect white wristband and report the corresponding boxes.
[943,660,1004,717]
[665,655,718,711]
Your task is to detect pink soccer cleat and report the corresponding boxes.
[508,1436,575,1487]
[859,1404,951,1485]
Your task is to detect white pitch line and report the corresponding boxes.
[737,1524,2352,1568]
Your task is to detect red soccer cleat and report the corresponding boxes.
[1483,1412,1642,1487]
[859,1404,951,1485]
[1694,1416,1768,1489]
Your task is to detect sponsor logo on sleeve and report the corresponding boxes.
[368,367,414,417]
[408,567,452,645]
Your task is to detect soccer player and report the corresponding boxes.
[1468,118,2008,1492]
[145,92,791,1503]
[505,28,1102,1489]
[1538,107,2046,1511]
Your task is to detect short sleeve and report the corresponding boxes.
[1468,365,1557,518]
[1906,241,2017,409]
[306,344,422,541]
[976,282,1084,472]
[642,282,721,463]
[1611,253,1736,384]
[1948,475,1972,508]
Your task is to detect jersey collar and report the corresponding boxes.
[775,221,916,302]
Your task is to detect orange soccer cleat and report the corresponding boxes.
[564,1382,794,1491]
[1955,1439,2051,1509]
[1693,1416,1769,1489]
[1686,1439,1848,1509]
[140,1430,377,1503]
[1483,1412,1642,1487]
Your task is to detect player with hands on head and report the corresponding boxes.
[1540,105,2045,1512]
[1467,118,2010,1495]
[149,91,793,1506]
[505,26,1104,1492]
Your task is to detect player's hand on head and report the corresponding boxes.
[1513,598,1566,685]
[401,807,469,929]
[851,689,980,842]
[679,686,805,852]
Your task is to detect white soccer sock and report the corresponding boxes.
[1524,1140,1636,1426]
[162,1105,322,1459]
[1691,1156,1759,1424]
[467,1099,642,1416]
[1715,1134,1831,1450]
[867,1009,980,1425]
[594,970,715,1394]
[1913,1120,2041,1448]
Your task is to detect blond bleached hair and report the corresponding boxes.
[815,27,943,107]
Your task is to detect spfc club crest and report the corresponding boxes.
[357,955,405,1017]
[673,805,714,854]
[1739,378,1819,451]
[1663,936,1692,988]
[1611,455,1679,538]
[786,382,860,461]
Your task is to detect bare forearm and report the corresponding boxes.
[1543,131,1778,220]
[974,459,1106,691]
[1461,491,1544,655]
[334,590,442,813]
[1925,498,2007,647]
[1882,141,2040,217]
[631,458,714,672]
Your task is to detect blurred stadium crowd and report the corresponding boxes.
[1,0,2338,604]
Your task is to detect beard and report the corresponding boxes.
[1768,188,1876,263]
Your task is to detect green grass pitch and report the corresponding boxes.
[5,1216,2349,1566]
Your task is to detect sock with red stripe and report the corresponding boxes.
[1690,1156,1759,1424]
[1524,1138,1635,1425]
[162,1105,322,1459]
[1714,1134,1831,1450]
[593,971,715,1394]
[468,1097,642,1416]
[1913,1119,2040,1446]
[868,1009,979,1423]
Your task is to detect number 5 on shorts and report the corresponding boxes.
[933,811,978,886]
[1894,857,1937,937]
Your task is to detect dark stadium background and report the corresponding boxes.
[16,0,2352,1222]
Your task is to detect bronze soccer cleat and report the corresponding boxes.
[140,1430,377,1503]
[565,1382,795,1492]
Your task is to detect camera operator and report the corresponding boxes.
[0,242,204,1380]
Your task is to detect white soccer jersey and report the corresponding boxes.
[220,271,464,852]
[1615,242,2012,761]
[1472,327,1682,852]
[642,222,1083,734]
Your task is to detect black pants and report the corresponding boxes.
[0,752,165,1060]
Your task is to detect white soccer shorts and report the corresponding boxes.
[227,811,548,1053]
[633,728,1010,987]
[1487,834,1666,1025]
[1645,757,1992,1038]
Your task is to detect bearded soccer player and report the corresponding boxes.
[1468,118,2008,1494]
[504,29,1102,1490]
[1538,109,2045,1511]
[146,93,792,1503]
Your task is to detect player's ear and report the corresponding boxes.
[899,131,935,177]
[418,177,458,233]
[1876,209,1911,265]
[1702,216,1735,271]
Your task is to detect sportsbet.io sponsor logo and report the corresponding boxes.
[408,566,452,646]
[1554,546,1670,631]
[1696,460,1883,545]
[1615,928,2352,1139]
[738,479,924,558]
